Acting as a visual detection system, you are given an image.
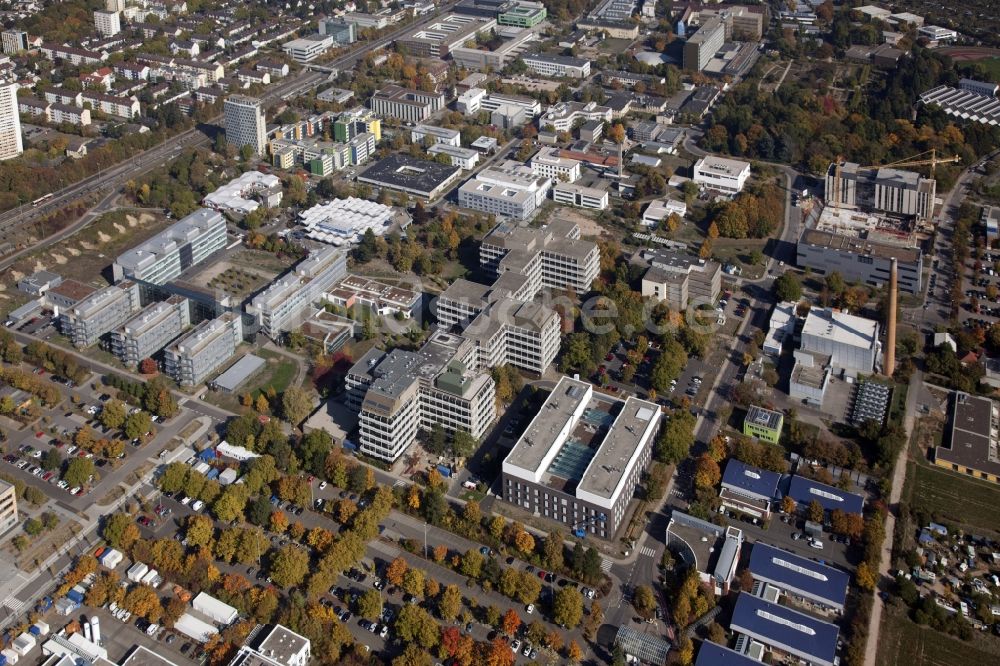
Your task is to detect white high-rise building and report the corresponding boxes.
[94,10,122,37]
[224,95,266,156]
[1,30,28,54]
[105,0,125,11]
[0,83,23,161]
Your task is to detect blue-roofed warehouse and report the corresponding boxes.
[786,475,864,515]
[748,543,850,612]
[695,641,768,666]
[730,593,840,666]
[720,459,784,519]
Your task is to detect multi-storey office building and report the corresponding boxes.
[800,307,880,374]
[113,209,228,285]
[475,92,541,118]
[346,331,496,462]
[458,160,552,221]
[0,83,23,161]
[530,147,581,183]
[693,155,751,194]
[369,85,445,123]
[397,14,496,58]
[1,30,28,54]
[319,18,357,44]
[683,16,725,71]
[501,376,661,538]
[520,53,590,79]
[552,182,609,210]
[539,101,612,132]
[164,312,243,386]
[224,95,266,156]
[60,282,141,348]
[427,144,481,169]
[640,249,722,309]
[450,27,536,71]
[498,2,547,27]
[411,124,461,147]
[246,246,347,339]
[480,218,600,296]
[110,296,190,367]
[282,34,334,63]
[825,162,936,220]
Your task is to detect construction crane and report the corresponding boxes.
[829,149,961,208]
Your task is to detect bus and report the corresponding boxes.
[31,193,54,207]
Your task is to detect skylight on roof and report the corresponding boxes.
[756,610,816,635]
[772,557,829,582]
[808,487,844,502]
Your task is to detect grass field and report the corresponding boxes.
[903,458,1000,535]
[203,348,300,412]
[978,58,1000,81]
[877,606,999,666]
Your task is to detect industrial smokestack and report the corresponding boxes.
[885,258,897,377]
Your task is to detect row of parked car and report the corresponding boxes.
[4,452,84,495]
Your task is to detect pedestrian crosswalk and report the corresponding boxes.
[5,598,25,613]
[600,557,613,573]
[393,480,406,488]
[639,545,657,558]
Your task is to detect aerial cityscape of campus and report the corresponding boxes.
[0,0,998,664]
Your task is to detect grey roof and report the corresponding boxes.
[522,52,589,67]
[506,376,593,475]
[614,626,670,665]
[730,593,840,666]
[214,354,266,391]
[114,208,225,274]
[357,154,460,196]
[577,396,660,501]
[786,475,864,515]
[745,404,783,431]
[720,459,783,502]
[936,391,1000,477]
[748,542,850,611]
[695,642,767,666]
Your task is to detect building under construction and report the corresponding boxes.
[796,207,923,294]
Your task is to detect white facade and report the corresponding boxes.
[224,95,266,156]
[60,282,142,348]
[282,34,334,63]
[94,10,122,37]
[539,101,612,132]
[164,313,243,387]
[801,307,880,374]
[457,87,485,114]
[693,155,751,194]
[552,182,608,210]
[0,83,23,161]
[427,143,480,169]
[459,162,553,221]
[1,30,28,54]
[369,85,444,123]
[530,147,581,183]
[113,208,227,285]
[521,53,591,79]
[411,124,461,147]
[0,480,17,535]
[642,198,687,226]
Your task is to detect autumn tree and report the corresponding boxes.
[281,387,313,427]
[501,608,521,636]
[268,544,310,588]
[584,600,603,641]
[403,567,426,598]
[99,398,127,430]
[808,500,825,524]
[123,585,162,622]
[693,454,722,492]
[394,604,440,649]
[781,495,796,514]
[387,556,408,587]
[438,584,462,621]
[139,358,158,375]
[632,585,657,619]
[484,637,515,666]
[566,641,583,663]
[357,588,383,619]
[553,587,584,629]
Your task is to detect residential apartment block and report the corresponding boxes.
[60,281,142,348]
[459,164,552,221]
[110,296,191,367]
[502,376,661,538]
[164,312,243,386]
[0,83,23,161]
[346,331,496,462]
[1,30,28,54]
[113,208,228,285]
[224,95,266,156]
[369,85,445,123]
[480,217,600,296]
[94,9,122,37]
[246,246,348,339]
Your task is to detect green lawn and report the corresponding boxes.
[977,58,1000,81]
[877,605,999,666]
[254,350,297,395]
[904,458,1000,534]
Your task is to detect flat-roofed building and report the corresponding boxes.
[743,405,783,444]
[60,282,142,348]
[228,624,311,666]
[935,391,1000,485]
[530,146,581,182]
[801,307,879,374]
[748,542,850,612]
[719,458,783,519]
[346,331,496,461]
[357,153,462,200]
[319,17,357,45]
[411,123,461,147]
[246,246,348,339]
[919,83,1000,128]
[0,479,17,534]
[640,249,722,309]
[325,275,421,319]
[521,53,590,79]
[450,27,537,71]
[683,16,725,71]
[164,312,243,386]
[695,642,769,666]
[282,34,334,63]
[539,100,612,132]
[203,171,283,217]
[693,154,751,194]
[224,95,266,156]
[502,376,661,538]
[498,1,546,27]
[459,161,553,221]
[397,14,496,58]
[427,143,481,169]
[641,198,687,226]
[477,92,541,118]
[552,182,608,210]
[826,162,936,220]
[113,209,228,285]
[110,296,190,367]
[480,217,599,295]
[796,207,923,294]
[665,510,743,593]
[730,593,840,666]
[370,84,445,123]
